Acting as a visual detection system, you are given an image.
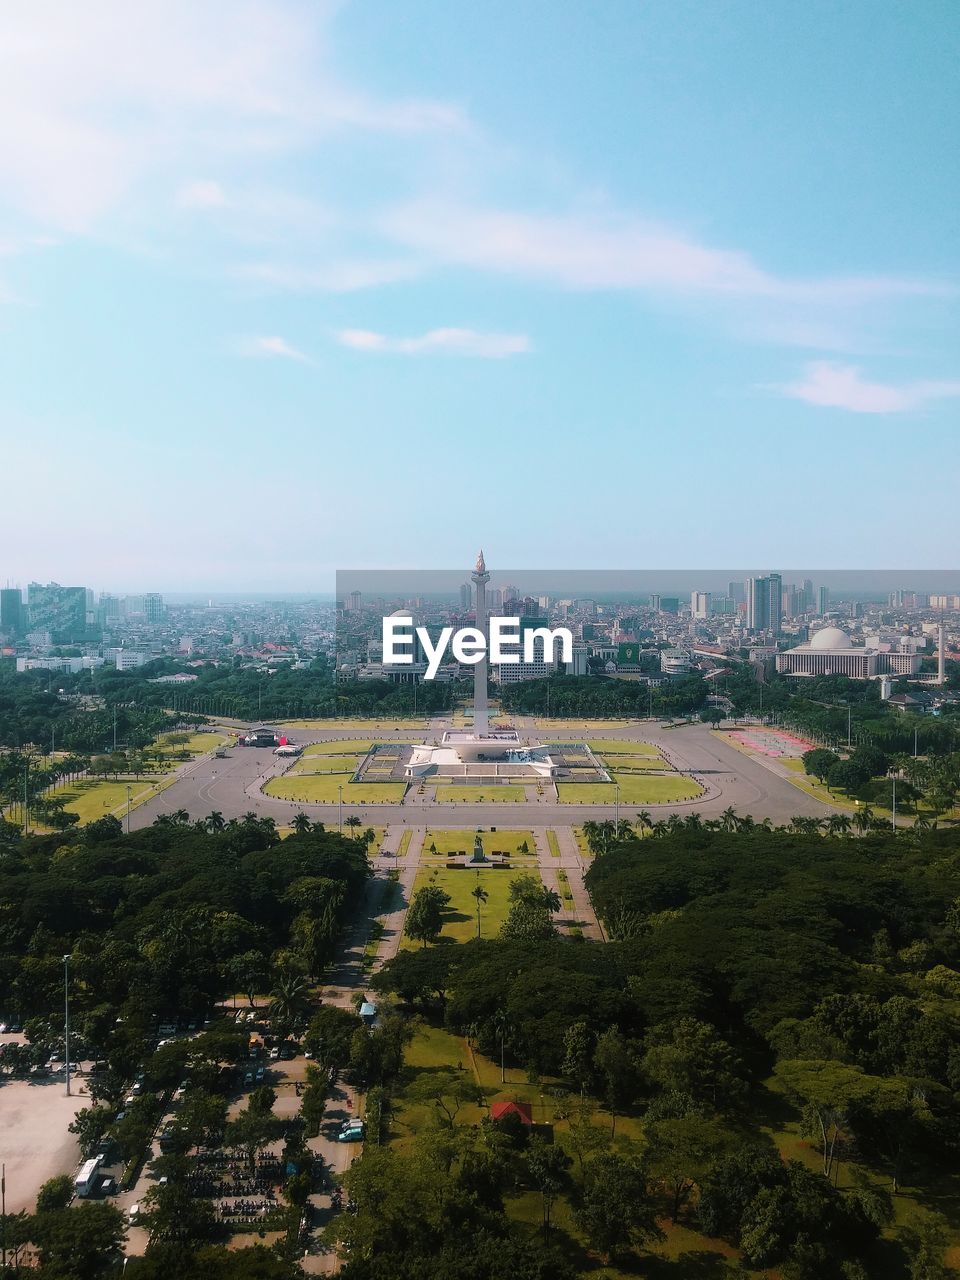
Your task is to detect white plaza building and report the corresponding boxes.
[776,626,921,678]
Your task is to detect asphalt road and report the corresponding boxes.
[129,720,835,831]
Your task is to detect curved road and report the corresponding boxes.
[129,719,835,832]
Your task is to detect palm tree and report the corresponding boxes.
[345,815,362,839]
[205,811,226,834]
[471,882,489,939]
[720,806,739,833]
[852,805,873,837]
[268,973,312,1037]
[291,812,312,836]
[635,810,652,838]
[824,813,852,837]
[172,809,190,826]
[541,885,562,915]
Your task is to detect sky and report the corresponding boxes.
[0,0,957,591]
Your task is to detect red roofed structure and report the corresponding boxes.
[490,1100,533,1126]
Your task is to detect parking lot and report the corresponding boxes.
[0,1070,87,1213]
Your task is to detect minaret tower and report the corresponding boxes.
[471,550,491,735]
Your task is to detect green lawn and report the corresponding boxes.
[282,718,427,730]
[52,779,161,824]
[583,739,661,758]
[263,775,407,804]
[301,739,375,756]
[422,830,535,857]
[547,830,561,858]
[435,786,526,803]
[289,754,361,775]
[557,772,703,804]
[402,862,542,945]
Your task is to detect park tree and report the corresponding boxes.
[575,1152,662,1262]
[562,1020,594,1102]
[405,1069,477,1128]
[802,748,840,784]
[29,1202,126,1279]
[406,885,451,947]
[35,1174,75,1213]
[525,1135,572,1232]
[593,1027,637,1135]
[645,1114,735,1223]
[303,1004,360,1068]
[773,1059,877,1180]
[641,1017,747,1111]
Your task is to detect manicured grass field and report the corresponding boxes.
[282,719,427,730]
[547,830,561,858]
[557,772,703,804]
[422,830,535,857]
[157,730,230,758]
[263,775,407,804]
[53,779,160,824]
[301,740,375,756]
[435,786,526,803]
[289,754,361,775]
[535,718,637,729]
[402,861,542,946]
[583,739,661,757]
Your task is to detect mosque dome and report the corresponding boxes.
[809,626,851,650]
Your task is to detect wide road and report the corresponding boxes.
[129,719,835,831]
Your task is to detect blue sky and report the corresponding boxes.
[0,0,957,590]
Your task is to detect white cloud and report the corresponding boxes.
[238,335,311,363]
[337,327,531,357]
[0,1,466,230]
[236,259,421,293]
[774,362,960,414]
[176,180,228,210]
[380,200,950,306]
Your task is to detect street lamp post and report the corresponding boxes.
[891,773,897,834]
[338,784,343,834]
[63,954,72,1097]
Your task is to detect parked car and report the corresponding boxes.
[269,1047,280,1060]
[255,1066,265,1082]
[244,1071,253,1086]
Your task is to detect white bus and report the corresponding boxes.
[74,1155,103,1198]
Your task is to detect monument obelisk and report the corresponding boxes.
[471,550,490,735]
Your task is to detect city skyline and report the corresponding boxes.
[0,1,958,587]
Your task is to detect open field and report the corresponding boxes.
[289,754,361,775]
[434,786,527,803]
[583,739,661,757]
[0,1077,85,1214]
[301,740,375,756]
[402,861,541,945]
[263,775,406,804]
[280,719,427,730]
[535,718,639,729]
[557,772,704,804]
[50,778,160,824]
[157,730,230,758]
[422,830,536,858]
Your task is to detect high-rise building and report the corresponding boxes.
[652,595,680,614]
[27,582,91,644]
[144,593,165,623]
[728,581,746,604]
[690,591,711,619]
[747,574,782,634]
[817,585,829,616]
[802,579,814,612]
[459,582,471,612]
[347,591,362,612]
[0,588,24,637]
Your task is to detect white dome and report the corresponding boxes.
[809,626,850,650]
